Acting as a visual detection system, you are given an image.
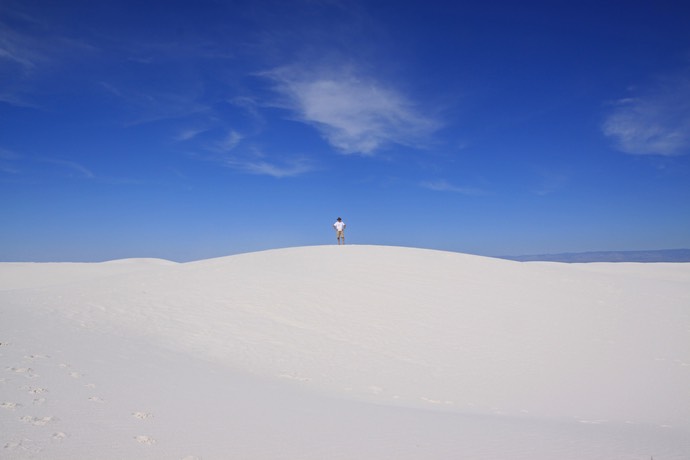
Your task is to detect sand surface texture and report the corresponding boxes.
[1,245,689,459]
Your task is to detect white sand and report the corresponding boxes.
[1,245,688,459]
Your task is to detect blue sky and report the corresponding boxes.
[2,0,690,262]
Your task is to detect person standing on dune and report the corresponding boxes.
[333,217,346,245]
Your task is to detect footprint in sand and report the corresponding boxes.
[20,415,58,426]
[132,411,154,420]
[24,386,48,395]
[4,440,21,450]
[6,367,39,378]
[24,354,50,360]
[59,364,85,378]
[4,438,41,454]
[22,386,48,406]
[134,435,157,445]
[88,396,105,403]
[1,402,21,410]
[51,432,67,441]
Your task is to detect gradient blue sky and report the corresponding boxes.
[2,0,690,262]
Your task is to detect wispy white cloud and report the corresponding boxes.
[260,65,441,155]
[224,153,314,178]
[195,127,314,178]
[0,150,95,179]
[420,179,485,196]
[175,127,208,142]
[0,164,20,174]
[0,5,98,108]
[217,130,244,151]
[0,16,216,122]
[0,147,21,161]
[41,158,95,179]
[0,12,51,74]
[532,169,569,196]
[602,72,690,156]
[111,85,212,127]
[0,147,21,174]
[1,4,97,70]
[0,38,38,71]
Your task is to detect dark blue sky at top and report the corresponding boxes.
[1,0,689,261]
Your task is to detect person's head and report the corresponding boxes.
[337,217,342,221]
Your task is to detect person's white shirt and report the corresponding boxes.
[334,220,345,231]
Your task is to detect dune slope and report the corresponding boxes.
[1,245,689,459]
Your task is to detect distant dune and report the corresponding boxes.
[1,245,688,459]
[501,248,690,263]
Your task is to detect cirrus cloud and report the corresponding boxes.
[223,152,314,178]
[260,65,441,155]
[602,72,690,156]
[420,179,486,196]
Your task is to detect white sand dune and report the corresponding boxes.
[1,245,689,459]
